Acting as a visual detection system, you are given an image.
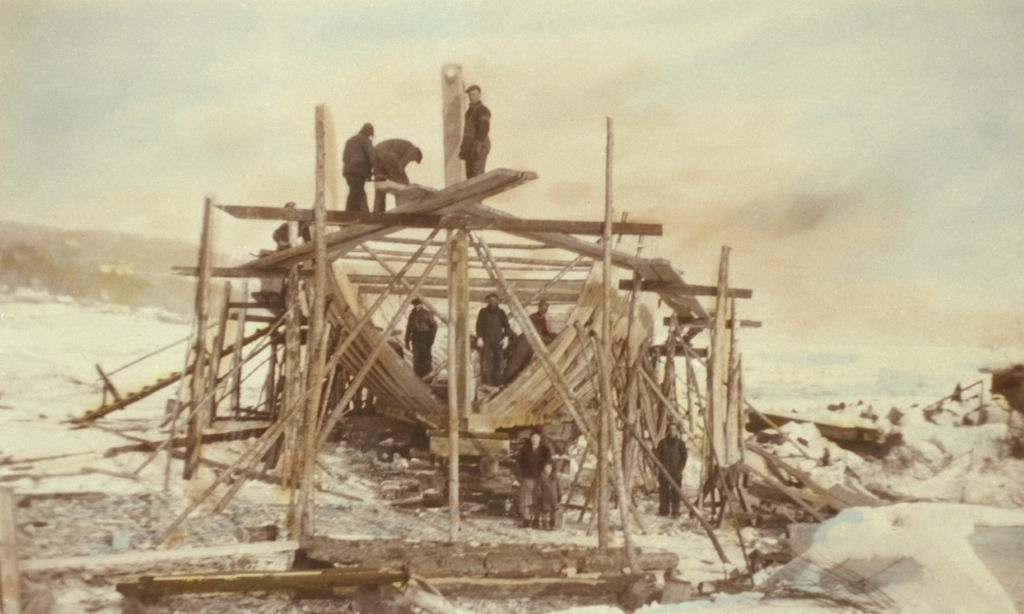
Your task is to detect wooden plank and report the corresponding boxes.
[0,488,22,614]
[618,279,753,299]
[20,541,299,573]
[216,206,661,235]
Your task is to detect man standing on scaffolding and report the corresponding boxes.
[342,123,375,212]
[459,85,490,179]
[475,293,510,387]
[405,298,437,378]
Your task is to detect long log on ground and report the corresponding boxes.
[425,574,654,600]
[20,541,299,573]
[116,567,407,600]
[300,537,677,579]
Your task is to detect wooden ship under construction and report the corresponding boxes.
[73,66,805,584]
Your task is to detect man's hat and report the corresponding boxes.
[411,298,422,306]
[465,85,481,94]
[360,123,374,137]
[485,292,498,300]
[531,425,544,435]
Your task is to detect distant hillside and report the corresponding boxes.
[0,220,232,314]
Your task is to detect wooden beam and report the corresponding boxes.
[650,344,708,358]
[369,236,550,251]
[348,275,585,290]
[619,279,752,299]
[216,205,661,235]
[174,266,313,279]
[236,168,537,271]
[663,317,761,328]
[354,285,581,304]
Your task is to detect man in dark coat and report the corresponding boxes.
[515,425,552,528]
[342,123,375,212]
[405,298,437,378]
[373,139,422,213]
[475,293,511,386]
[459,85,491,179]
[656,423,688,516]
[529,299,554,343]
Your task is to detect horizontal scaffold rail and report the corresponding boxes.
[619,278,753,299]
[217,205,662,236]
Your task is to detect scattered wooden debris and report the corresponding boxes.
[746,411,883,447]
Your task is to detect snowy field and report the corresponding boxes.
[1,288,1023,613]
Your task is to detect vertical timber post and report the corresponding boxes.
[448,229,469,541]
[207,281,232,424]
[229,279,249,414]
[297,104,329,537]
[184,197,213,480]
[598,117,613,548]
[442,64,466,187]
[706,246,731,502]
[443,64,469,542]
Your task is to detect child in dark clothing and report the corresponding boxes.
[536,461,562,531]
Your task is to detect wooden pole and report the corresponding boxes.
[707,247,732,477]
[447,230,470,541]
[184,197,214,480]
[442,64,466,187]
[0,488,22,614]
[597,116,613,549]
[296,104,329,538]
[229,280,249,413]
[592,340,639,572]
[281,216,304,533]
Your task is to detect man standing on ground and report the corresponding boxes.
[373,139,422,213]
[656,423,688,517]
[475,293,510,386]
[516,425,552,528]
[342,123,375,212]
[529,299,555,343]
[459,85,491,179]
[405,298,437,378]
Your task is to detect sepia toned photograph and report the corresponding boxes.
[1,2,1022,612]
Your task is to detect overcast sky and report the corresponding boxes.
[2,1,1023,350]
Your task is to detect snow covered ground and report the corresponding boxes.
[1,288,1023,613]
